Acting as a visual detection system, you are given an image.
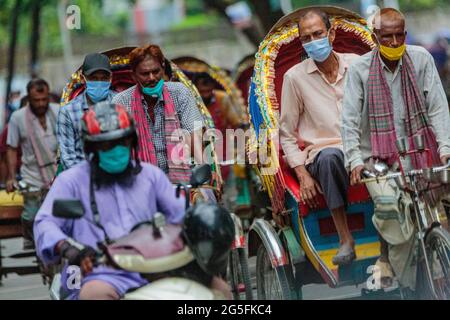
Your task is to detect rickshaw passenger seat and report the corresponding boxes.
[279,155,371,217]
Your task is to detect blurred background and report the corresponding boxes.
[1,0,450,126]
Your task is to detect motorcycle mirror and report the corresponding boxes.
[176,183,191,210]
[189,164,212,188]
[52,199,85,219]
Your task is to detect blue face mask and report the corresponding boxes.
[86,81,110,103]
[303,35,333,63]
[141,79,164,99]
[98,145,131,174]
[9,99,20,111]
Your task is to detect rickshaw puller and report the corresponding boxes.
[342,8,450,290]
[6,78,59,249]
[112,45,205,184]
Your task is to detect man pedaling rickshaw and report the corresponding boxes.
[170,56,251,213]
[112,45,205,184]
[342,8,450,290]
[6,79,59,250]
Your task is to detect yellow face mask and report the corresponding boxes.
[379,43,406,61]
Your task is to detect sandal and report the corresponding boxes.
[332,243,356,266]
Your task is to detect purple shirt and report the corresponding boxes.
[33,161,186,298]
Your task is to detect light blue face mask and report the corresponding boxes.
[141,79,164,99]
[98,145,131,174]
[86,81,110,103]
[302,34,333,63]
[9,99,20,111]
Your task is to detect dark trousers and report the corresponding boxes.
[21,190,48,241]
[306,148,349,210]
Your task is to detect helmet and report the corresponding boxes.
[81,101,136,143]
[182,203,235,276]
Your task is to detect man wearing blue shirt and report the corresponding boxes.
[57,53,116,170]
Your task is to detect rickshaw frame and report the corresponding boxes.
[245,6,405,300]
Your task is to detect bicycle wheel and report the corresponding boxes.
[421,226,450,299]
[256,244,292,300]
[228,248,254,300]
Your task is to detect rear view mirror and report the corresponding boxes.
[190,164,212,187]
[52,199,85,219]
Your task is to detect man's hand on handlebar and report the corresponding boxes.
[58,240,97,276]
[350,165,364,185]
[6,178,17,193]
[441,155,450,166]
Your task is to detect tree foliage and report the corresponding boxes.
[0,0,131,55]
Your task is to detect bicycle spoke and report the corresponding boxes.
[425,229,450,299]
[421,237,438,298]
[432,238,450,298]
[262,250,281,300]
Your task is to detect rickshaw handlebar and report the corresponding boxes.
[361,162,450,184]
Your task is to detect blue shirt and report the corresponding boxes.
[56,91,116,170]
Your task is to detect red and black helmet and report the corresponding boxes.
[81,101,136,143]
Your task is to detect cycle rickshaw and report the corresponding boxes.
[60,47,256,300]
[61,47,224,197]
[171,56,257,300]
[171,56,258,223]
[233,54,255,109]
[246,6,450,300]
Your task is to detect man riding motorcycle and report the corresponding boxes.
[33,102,186,299]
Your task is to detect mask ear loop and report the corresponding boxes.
[372,30,407,48]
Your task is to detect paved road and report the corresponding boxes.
[0,238,48,300]
[245,255,368,300]
[0,238,370,300]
